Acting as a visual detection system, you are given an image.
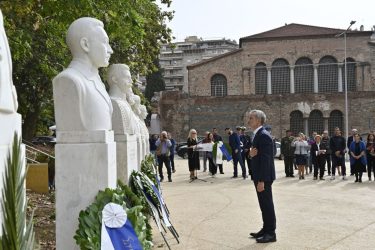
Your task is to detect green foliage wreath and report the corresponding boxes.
[74,181,152,250]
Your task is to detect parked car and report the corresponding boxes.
[31,136,56,145]
[175,142,187,154]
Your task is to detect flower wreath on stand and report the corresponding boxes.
[74,181,153,250]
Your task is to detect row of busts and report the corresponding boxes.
[108,64,150,155]
[51,17,150,158]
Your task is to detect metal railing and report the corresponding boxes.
[23,139,55,164]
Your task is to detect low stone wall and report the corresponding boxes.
[158,90,375,142]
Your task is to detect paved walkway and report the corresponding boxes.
[152,158,375,250]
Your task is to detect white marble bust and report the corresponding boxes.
[139,105,150,150]
[131,94,141,116]
[108,64,138,135]
[132,96,149,144]
[53,17,113,131]
[139,105,148,121]
[0,10,18,114]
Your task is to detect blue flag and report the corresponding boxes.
[219,143,232,161]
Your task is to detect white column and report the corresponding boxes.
[313,65,319,93]
[267,67,272,94]
[290,66,295,94]
[338,63,343,92]
[324,118,329,132]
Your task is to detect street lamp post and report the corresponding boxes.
[336,20,356,147]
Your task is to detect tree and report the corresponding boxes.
[0,0,173,140]
[145,60,165,101]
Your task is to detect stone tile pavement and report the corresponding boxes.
[152,158,375,250]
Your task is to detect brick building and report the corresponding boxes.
[157,24,375,142]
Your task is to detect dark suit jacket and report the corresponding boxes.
[310,143,328,166]
[251,127,276,182]
[229,132,241,152]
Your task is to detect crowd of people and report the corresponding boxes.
[281,127,375,183]
[149,125,375,185]
[149,125,275,182]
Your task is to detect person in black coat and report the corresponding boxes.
[187,129,200,180]
[329,127,347,180]
[310,135,327,180]
[248,110,276,244]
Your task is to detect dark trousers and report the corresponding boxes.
[331,155,346,176]
[169,154,175,171]
[314,158,326,178]
[254,181,276,235]
[157,154,171,179]
[218,164,224,173]
[325,154,331,174]
[355,172,363,180]
[233,151,246,177]
[367,156,375,179]
[284,156,294,176]
[208,157,217,175]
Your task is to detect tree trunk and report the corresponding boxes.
[22,104,41,141]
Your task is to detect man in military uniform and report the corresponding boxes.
[281,130,295,177]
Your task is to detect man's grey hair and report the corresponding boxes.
[249,110,266,125]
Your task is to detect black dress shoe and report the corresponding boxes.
[249,229,264,238]
[256,234,276,243]
[231,176,238,178]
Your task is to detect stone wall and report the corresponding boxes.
[158,90,375,143]
[188,35,374,96]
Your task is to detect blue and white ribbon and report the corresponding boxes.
[101,203,142,250]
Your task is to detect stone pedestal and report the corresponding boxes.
[136,135,143,167]
[55,130,116,250]
[0,113,23,236]
[114,134,138,184]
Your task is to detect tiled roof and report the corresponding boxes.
[240,23,371,45]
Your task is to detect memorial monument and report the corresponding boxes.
[52,17,117,249]
[130,94,146,162]
[139,104,150,155]
[108,64,138,183]
[0,9,24,236]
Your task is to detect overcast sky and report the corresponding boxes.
[162,0,374,43]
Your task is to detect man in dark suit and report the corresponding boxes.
[241,127,253,179]
[248,110,277,243]
[225,127,247,179]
